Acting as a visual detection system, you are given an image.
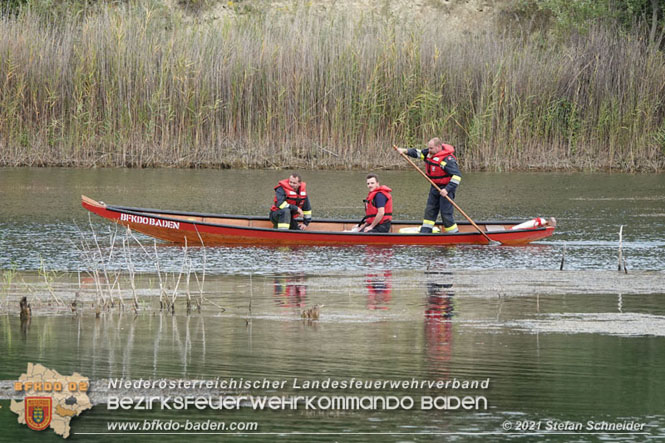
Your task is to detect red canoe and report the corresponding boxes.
[81,195,556,246]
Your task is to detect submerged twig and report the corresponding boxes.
[169,237,188,314]
[153,240,166,310]
[123,228,140,312]
[618,225,624,272]
[194,226,206,311]
[69,219,214,314]
[185,257,192,314]
[90,220,118,308]
[73,217,106,307]
[246,273,253,325]
[38,256,64,306]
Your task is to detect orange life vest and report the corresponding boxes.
[364,185,393,225]
[425,144,457,186]
[271,179,308,211]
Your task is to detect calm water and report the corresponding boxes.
[1,168,664,441]
[1,168,664,272]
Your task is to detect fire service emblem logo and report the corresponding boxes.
[25,397,52,431]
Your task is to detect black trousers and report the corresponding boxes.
[366,222,391,233]
[270,208,300,230]
[421,186,456,232]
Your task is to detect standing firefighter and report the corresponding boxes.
[270,173,312,230]
[397,138,461,233]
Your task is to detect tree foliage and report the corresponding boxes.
[516,0,664,48]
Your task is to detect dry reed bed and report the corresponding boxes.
[0,5,664,170]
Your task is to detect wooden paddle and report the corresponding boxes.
[392,145,499,245]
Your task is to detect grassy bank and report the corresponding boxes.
[0,3,664,171]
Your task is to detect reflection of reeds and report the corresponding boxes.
[85,310,207,379]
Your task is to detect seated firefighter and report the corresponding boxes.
[269,173,312,230]
[356,174,392,233]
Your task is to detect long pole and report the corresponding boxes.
[392,145,498,245]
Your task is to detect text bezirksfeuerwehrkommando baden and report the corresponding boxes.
[107,377,490,391]
[106,378,491,411]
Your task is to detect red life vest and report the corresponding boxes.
[271,179,308,211]
[364,185,393,225]
[425,144,457,186]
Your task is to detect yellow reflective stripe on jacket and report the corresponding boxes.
[302,210,312,216]
[416,149,425,160]
[451,175,461,184]
[279,201,289,209]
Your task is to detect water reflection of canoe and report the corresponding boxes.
[81,195,555,246]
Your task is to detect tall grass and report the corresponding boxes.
[0,4,663,170]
